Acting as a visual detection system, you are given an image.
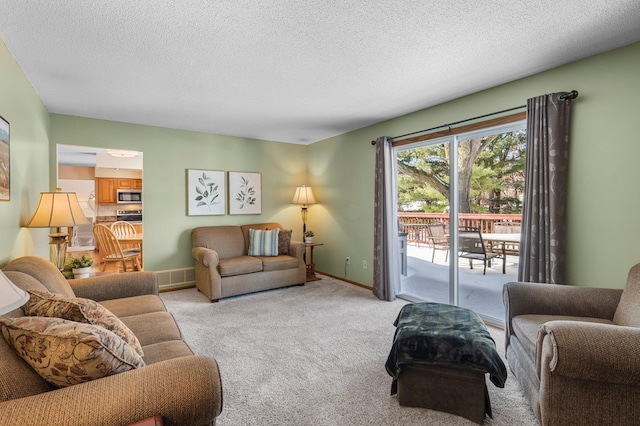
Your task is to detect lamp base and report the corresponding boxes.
[49,232,68,272]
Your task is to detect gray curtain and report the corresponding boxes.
[373,136,401,301]
[518,92,575,283]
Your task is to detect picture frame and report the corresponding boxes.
[228,171,261,215]
[0,115,9,201]
[187,169,226,216]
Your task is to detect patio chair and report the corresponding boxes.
[93,224,142,272]
[458,226,504,274]
[491,221,521,257]
[426,222,449,263]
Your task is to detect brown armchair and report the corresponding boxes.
[503,264,640,425]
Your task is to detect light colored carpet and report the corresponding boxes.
[160,275,538,426]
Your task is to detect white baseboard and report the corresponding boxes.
[157,267,195,291]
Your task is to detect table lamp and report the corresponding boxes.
[291,185,316,237]
[0,270,29,315]
[25,191,90,271]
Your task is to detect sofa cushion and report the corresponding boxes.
[118,311,184,347]
[218,256,263,277]
[278,229,292,255]
[512,314,614,356]
[22,290,144,356]
[142,340,194,365]
[192,226,245,258]
[248,228,280,257]
[614,263,640,327]
[259,255,300,272]
[99,294,167,318]
[0,316,145,388]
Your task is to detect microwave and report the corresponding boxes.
[117,189,142,204]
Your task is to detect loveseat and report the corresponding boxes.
[0,256,223,426]
[192,222,306,302]
[503,263,640,425]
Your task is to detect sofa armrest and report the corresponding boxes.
[69,271,159,301]
[192,247,220,268]
[0,355,222,426]
[503,282,622,348]
[290,240,305,261]
[538,321,640,385]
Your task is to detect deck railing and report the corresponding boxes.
[397,212,522,244]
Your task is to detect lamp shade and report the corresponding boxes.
[291,185,316,206]
[0,270,29,315]
[25,192,90,228]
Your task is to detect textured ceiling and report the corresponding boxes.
[2,1,640,144]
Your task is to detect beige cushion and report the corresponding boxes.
[218,256,263,277]
[0,316,145,388]
[259,255,300,272]
[22,290,144,356]
[614,263,640,327]
[192,226,245,258]
[512,314,614,356]
[99,294,167,318]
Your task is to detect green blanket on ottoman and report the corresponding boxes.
[385,302,507,394]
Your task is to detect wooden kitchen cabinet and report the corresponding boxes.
[117,178,133,188]
[96,178,117,203]
[96,178,143,204]
[116,178,142,190]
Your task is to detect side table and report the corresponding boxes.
[303,242,323,282]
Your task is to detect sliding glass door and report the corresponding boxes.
[395,122,525,324]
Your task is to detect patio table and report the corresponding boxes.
[481,233,521,260]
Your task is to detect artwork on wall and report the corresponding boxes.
[228,171,261,215]
[0,115,9,201]
[186,169,226,216]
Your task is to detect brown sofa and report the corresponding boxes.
[192,222,306,302]
[503,263,640,425]
[0,256,223,426]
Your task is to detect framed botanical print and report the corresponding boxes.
[187,169,226,215]
[0,115,9,201]
[228,171,261,215]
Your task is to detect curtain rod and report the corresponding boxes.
[371,90,578,145]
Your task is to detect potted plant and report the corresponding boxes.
[67,255,94,279]
[304,230,314,244]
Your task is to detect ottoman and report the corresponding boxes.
[385,302,507,424]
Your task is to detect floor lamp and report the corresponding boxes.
[291,185,316,238]
[25,191,90,271]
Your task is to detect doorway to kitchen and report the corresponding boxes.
[57,144,143,269]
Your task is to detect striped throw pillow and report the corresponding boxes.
[248,228,280,257]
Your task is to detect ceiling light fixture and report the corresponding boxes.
[107,149,137,158]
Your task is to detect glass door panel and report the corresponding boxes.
[395,123,525,325]
[396,140,452,305]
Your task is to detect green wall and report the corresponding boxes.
[0,39,51,265]
[3,35,640,290]
[50,115,308,271]
[309,41,640,289]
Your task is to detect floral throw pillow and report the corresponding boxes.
[0,316,145,388]
[278,229,292,255]
[22,290,144,356]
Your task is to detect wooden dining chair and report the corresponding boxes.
[110,221,141,253]
[93,224,142,272]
